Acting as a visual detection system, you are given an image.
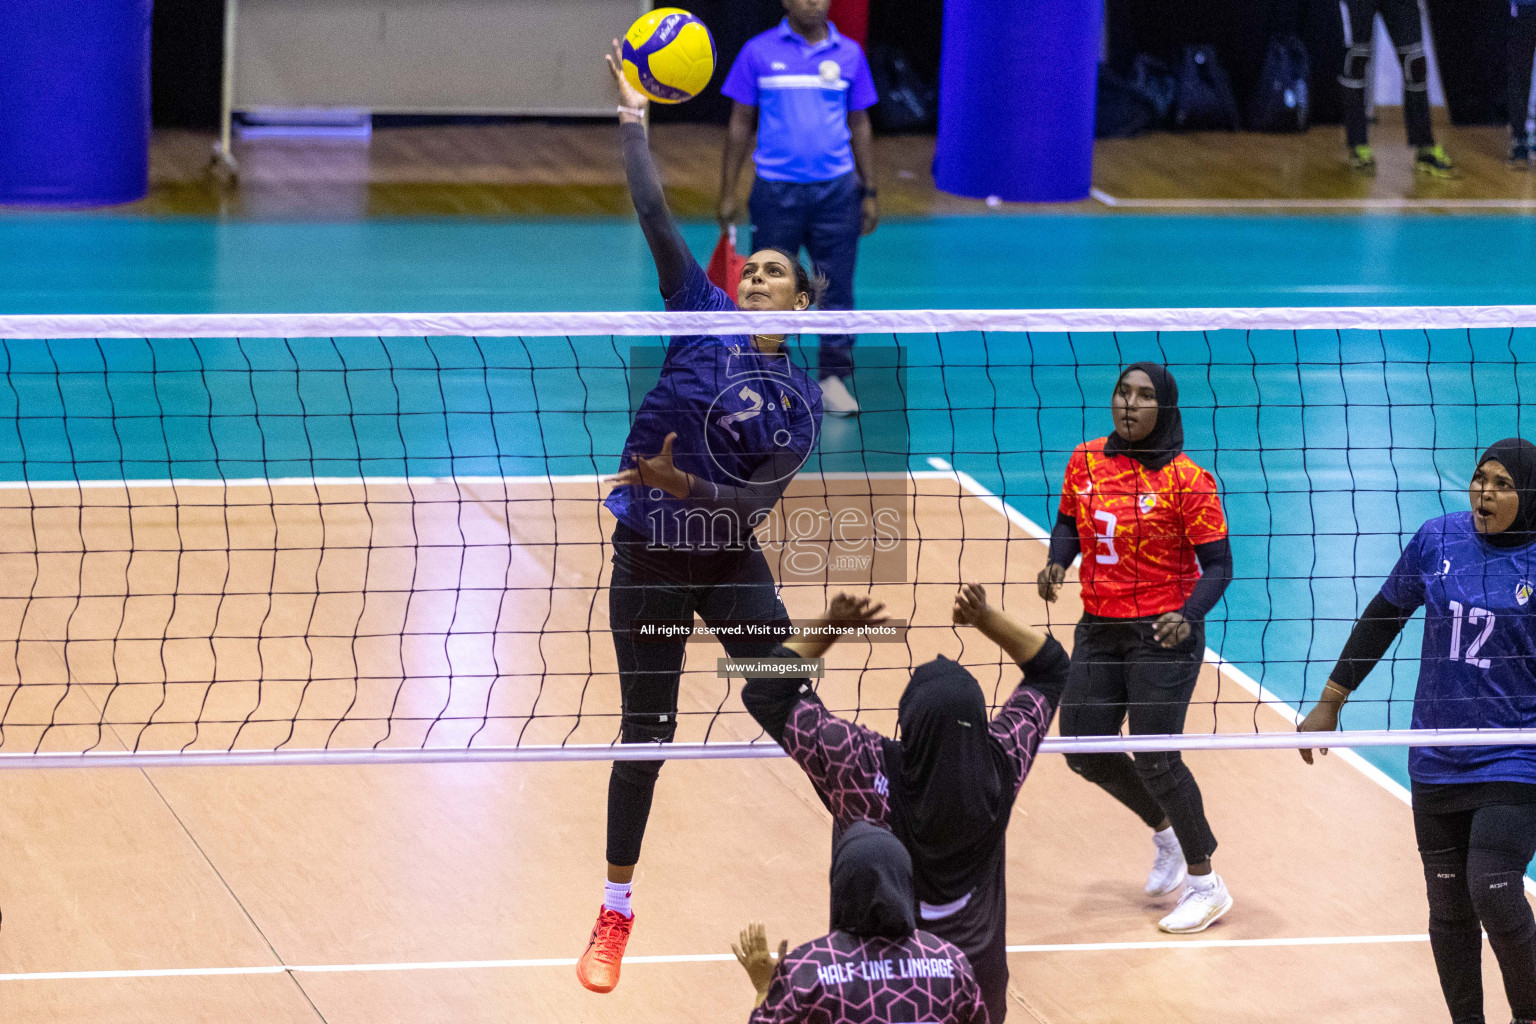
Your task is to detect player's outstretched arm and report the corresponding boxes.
[605,40,694,299]
[952,583,1046,666]
[783,593,888,661]
[1298,590,1415,764]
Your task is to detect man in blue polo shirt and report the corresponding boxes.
[718,0,878,417]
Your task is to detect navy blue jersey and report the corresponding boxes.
[1380,512,1536,784]
[604,262,822,550]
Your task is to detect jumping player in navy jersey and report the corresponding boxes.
[577,44,827,995]
[743,585,1070,1023]
[733,821,989,1024]
[1301,438,1536,1024]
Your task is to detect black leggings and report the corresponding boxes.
[1339,0,1435,148]
[1058,614,1218,865]
[1414,801,1536,1024]
[1512,3,1536,137]
[606,525,791,867]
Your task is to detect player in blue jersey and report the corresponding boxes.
[578,44,827,995]
[1300,438,1536,1024]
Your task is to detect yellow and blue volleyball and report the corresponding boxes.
[621,8,716,104]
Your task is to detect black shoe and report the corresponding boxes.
[1348,144,1376,173]
[1414,145,1457,178]
[1511,132,1533,168]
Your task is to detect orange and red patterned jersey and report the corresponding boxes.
[1058,437,1228,619]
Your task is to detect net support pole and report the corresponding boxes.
[932,0,1103,203]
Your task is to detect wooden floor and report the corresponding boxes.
[131,110,1536,219]
[0,474,1527,1022]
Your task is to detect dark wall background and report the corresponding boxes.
[148,0,1515,131]
[1426,0,1515,124]
[151,0,224,128]
[1105,0,1345,124]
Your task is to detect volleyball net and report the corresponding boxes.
[0,307,1532,768]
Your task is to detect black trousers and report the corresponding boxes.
[1058,614,1218,864]
[1511,3,1536,137]
[1414,800,1536,1024]
[605,524,791,867]
[1339,0,1435,148]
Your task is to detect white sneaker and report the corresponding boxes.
[1145,828,1186,897]
[1157,874,1232,934]
[819,375,859,417]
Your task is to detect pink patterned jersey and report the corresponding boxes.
[748,929,989,1024]
[780,671,1058,829]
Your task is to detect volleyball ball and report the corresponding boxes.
[621,8,716,104]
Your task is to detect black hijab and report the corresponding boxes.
[829,820,917,939]
[1477,438,1536,549]
[1103,361,1185,471]
[880,656,1015,903]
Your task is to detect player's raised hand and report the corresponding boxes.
[952,582,990,626]
[605,39,650,116]
[1037,562,1066,603]
[732,921,786,1002]
[826,593,888,629]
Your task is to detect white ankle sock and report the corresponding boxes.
[1187,872,1220,891]
[1153,826,1180,849]
[604,880,633,918]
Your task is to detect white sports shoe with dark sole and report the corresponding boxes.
[1157,874,1232,934]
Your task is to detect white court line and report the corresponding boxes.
[1089,187,1536,211]
[0,934,1434,983]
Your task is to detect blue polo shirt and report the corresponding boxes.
[721,19,877,184]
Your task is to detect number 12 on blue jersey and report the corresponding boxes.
[1448,600,1495,670]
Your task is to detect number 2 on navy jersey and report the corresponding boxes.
[1448,600,1495,669]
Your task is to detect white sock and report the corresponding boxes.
[604,879,633,918]
[1153,826,1180,850]
[1187,871,1220,891]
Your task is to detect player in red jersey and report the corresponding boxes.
[1037,362,1235,934]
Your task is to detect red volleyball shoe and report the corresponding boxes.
[576,906,634,993]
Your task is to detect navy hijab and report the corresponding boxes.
[1478,438,1536,548]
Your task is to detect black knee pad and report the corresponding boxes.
[1422,847,1479,927]
[1132,750,1185,793]
[621,711,678,746]
[1398,44,1428,92]
[1065,752,1120,785]
[1340,45,1371,88]
[614,712,677,785]
[1468,849,1536,937]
